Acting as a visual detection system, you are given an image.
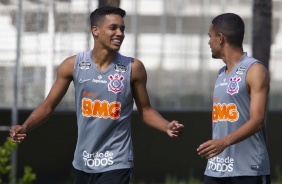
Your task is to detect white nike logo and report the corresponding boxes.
[79,78,92,83]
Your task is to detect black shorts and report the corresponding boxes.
[74,168,132,184]
[204,175,271,184]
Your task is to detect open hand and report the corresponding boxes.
[197,139,227,159]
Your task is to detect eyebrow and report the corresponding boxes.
[109,24,125,30]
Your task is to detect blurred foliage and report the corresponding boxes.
[0,137,36,184]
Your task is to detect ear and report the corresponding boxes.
[218,33,225,44]
[92,26,99,37]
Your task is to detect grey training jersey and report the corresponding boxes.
[204,53,270,177]
[72,50,134,173]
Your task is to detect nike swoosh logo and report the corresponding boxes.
[79,78,92,83]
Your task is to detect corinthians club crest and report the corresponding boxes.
[108,73,124,93]
[227,75,241,95]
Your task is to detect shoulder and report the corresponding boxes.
[58,55,76,78]
[247,62,269,77]
[131,58,147,82]
[132,58,146,74]
[60,55,76,70]
[246,62,269,89]
[63,55,76,63]
[132,58,145,69]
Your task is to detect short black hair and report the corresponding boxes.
[212,13,245,47]
[90,6,126,28]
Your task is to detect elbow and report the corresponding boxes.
[257,122,264,132]
[138,106,150,119]
[41,102,56,117]
[253,118,265,132]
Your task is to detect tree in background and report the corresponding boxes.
[252,0,272,70]
[98,0,120,7]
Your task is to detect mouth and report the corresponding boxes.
[112,38,122,46]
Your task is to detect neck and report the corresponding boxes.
[92,48,117,71]
[222,47,244,74]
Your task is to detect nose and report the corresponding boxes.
[116,28,124,36]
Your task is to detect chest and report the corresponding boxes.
[213,67,248,102]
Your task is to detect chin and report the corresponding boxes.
[113,48,121,52]
[108,47,120,52]
[112,45,121,51]
[212,54,219,59]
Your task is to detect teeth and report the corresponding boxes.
[113,39,120,43]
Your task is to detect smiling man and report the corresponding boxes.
[10,6,184,184]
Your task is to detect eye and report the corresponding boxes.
[109,26,116,30]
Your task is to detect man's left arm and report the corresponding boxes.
[131,58,184,138]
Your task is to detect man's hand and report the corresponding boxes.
[167,120,184,138]
[9,125,26,143]
[197,139,228,159]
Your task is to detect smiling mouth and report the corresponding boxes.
[112,39,122,46]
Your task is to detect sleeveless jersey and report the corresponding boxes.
[72,50,134,173]
[204,53,270,177]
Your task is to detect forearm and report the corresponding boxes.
[141,107,170,133]
[223,119,263,146]
[22,103,54,133]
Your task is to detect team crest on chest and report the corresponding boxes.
[227,75,241,95]
[108,73,124,93]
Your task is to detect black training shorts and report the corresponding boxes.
[74,168,132,184]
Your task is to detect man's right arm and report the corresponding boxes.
[10,55,75,143]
